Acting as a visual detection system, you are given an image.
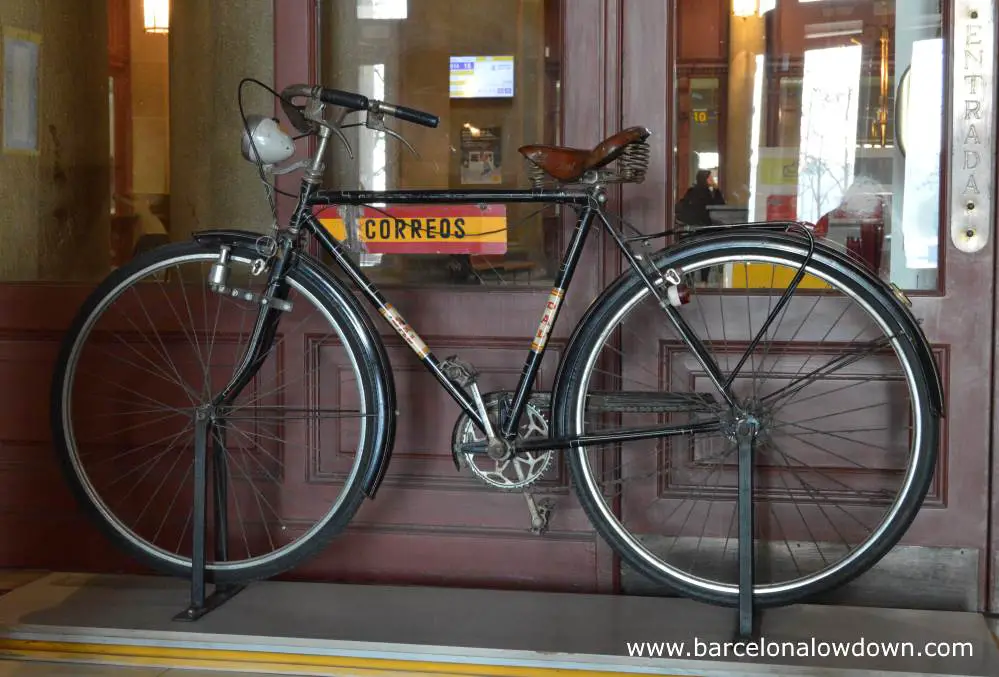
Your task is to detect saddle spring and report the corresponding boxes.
[617,140,650,184]
[527,163,548,188]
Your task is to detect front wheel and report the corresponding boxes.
[554,233,940,607]
[51,238,390,583]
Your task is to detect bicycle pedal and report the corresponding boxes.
[525,493,555,535]
[209,284,293,312]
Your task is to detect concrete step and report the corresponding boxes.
[0,572,995,676]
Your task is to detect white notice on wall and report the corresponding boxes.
[2,28,42,155]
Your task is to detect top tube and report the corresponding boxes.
[307,187,594,207]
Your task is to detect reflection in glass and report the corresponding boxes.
[357,0,408,20]
[358,63,388,268]
[796,44,862,224]
[898,38,944,276]
[321,0,561,288]
[747,54,765,220]
[673,0,944,291]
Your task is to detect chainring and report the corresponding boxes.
[451,391,554,491]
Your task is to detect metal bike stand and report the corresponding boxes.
[735,418,759,640]
[174,412,245,622]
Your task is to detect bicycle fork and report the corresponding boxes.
[209,240,295,407]
[175,239,295,589]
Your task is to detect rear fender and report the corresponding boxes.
[551,228,944,419]
[749,229,945,418]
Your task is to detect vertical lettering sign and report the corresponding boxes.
[951,0,995,253]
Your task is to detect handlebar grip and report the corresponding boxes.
[319,87,370,110]
[390,105,440,129]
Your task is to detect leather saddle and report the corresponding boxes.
[518,126,651,183]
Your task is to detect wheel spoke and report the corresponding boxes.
[56,245,380,582]
[564,243,937,605]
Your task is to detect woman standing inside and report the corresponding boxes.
[676,169,726,282]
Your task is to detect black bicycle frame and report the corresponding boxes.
[284,184,726,451]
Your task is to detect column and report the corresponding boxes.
[169,0,275,242]
[723,10,765,207]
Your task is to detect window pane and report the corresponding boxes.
[673,0,944,291]
[319,0,562,288]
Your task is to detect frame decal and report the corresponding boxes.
[380,304,430,358]
[531,288,564,353]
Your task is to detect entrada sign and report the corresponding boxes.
[316,204,508,255]
[950,0,995,253]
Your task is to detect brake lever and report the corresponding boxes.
[327,122,355,159]
[342,111,420,159]
[300,97,355,159]
[381,125,420,159]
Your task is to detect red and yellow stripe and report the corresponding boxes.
[315,205,508,255]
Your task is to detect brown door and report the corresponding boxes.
[267,0,625,591]
[611,0,995,612]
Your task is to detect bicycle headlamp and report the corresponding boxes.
[240,114,295,166]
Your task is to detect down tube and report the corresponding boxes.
[303,214,486,429]
[500,206,597,439]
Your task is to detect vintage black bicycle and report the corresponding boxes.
[50,80,943,613]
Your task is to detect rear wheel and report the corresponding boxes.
[51,238,389,583]
[555,234,939,607]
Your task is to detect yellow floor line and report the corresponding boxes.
[0,639,693,676]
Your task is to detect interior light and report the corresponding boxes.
[732,0,759,17]
[144,0,169,34]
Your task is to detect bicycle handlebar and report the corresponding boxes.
[279,83,439,132]
[279,84,315,133]
[318,87,370,110]
[373,101,440,128]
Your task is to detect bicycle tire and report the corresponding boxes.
[50,237,392,583]
[553,231,940,607]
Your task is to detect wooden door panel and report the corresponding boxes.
[326,340,563,484]
[284,527,607,591]
[607,286,955,596]
[56,281,602,568]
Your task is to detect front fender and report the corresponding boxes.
[193,229,398,498]
[193,229,271,250]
